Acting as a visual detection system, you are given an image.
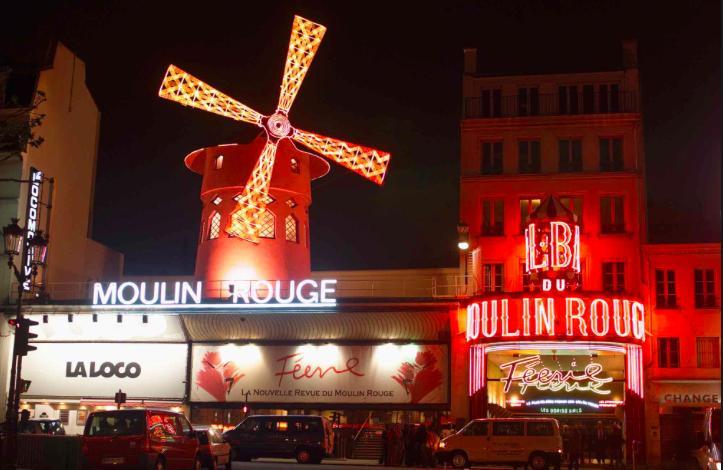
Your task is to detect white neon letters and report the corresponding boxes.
[466,297,645,342]
[92,279,337,306]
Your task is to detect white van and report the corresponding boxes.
[436,417,562,469]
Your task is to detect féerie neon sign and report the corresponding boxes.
[499,354,613,395]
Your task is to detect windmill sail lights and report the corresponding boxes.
[159,15,391,243]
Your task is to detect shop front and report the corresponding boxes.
[465,292,647,461]
[16,296,458,436]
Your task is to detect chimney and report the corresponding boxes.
[463,48,477,75]
[621,39,638,69]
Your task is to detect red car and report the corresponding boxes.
[194,426,232,469]
[82,408,202,470]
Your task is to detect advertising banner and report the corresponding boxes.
[191,343,448,404]
[22,343,187,399]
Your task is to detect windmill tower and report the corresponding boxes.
[159,15,390,285]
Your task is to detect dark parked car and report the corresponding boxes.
[194,426,231,469]
[81,408,201,470]
[222,415,334,464]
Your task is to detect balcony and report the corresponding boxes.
[463,91,639,119]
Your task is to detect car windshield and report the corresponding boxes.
[86,411,146,437]
[37,421,62,433]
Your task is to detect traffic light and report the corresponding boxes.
[14,317,38,356]
[18,379,31,393]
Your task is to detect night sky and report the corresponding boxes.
[3,1,720,275]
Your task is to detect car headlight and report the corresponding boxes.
[439,441,446,448]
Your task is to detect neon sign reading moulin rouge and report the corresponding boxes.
[92,280,337,307]
[500,354,613,395]
[466,297,645,342]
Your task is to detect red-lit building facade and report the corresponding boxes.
[458,40,720,466]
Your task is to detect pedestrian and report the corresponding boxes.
[568,425,584,470]
[414,424,428,466]
[403,424,415,466]
[425,426,440,467]
[380,424,388,465]
[608,422,624,469]
[561,424,571,463]
[594,421,607,464]
[440,423,454,439]
[18,409,32,434]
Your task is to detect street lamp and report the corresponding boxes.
[457,222,469,251]
[2,220,48,470]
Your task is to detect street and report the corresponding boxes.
[228,459,616,469]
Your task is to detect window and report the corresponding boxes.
[559,139,582,172]
[481,141,503,174]
[461,421,487,436]
[697,338,720,368]
[59,409,70,425]
[257,210,275,239]
[695,269,717,308]
[214,155,224,170]
[518,87,539,116]
[237,418,261,433]
[527,421,554,436]
[493,421,524,436]
[655,269,677,308]
[559,196,583,226]
[602,262,625,292]
[208,212,221,240]
[87,411,146,437]
[599,84,620,113]
[519,198,541,232]
[558,85,579,114]
[234,193,274,205]
[212,196,222,205]
[290,158,300,174]
[285,215,298,242]
[518,140,541,173]
[600,137,623,171]
[481,199,504,236]
[658,338,680,368]
[285,198,297,208]
[483,264,504,293]
[481,88,502,117]
[582,85,594,113]
[600,196,624,233]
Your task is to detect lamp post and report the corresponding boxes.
[2,219,48,470]
[457,222,469,295]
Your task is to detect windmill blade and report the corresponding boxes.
[226,140,278,243]
[159,64,264,126]
[292,128,390,185]
[277,16,327,115]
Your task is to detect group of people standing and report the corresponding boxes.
[562,420,625,469]
[381,422,452,467]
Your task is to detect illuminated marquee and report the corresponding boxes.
[465,296,645,342]
[499,354,614,395]
[92,279,337,308]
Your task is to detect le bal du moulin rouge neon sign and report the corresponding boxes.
[466,212,646,342]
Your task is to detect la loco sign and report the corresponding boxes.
[466,295,645,342]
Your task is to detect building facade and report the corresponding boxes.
[458,40,720,467]
[0,41,123,419]
[1,37,718,469]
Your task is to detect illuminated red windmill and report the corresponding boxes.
[159,15,391,284]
